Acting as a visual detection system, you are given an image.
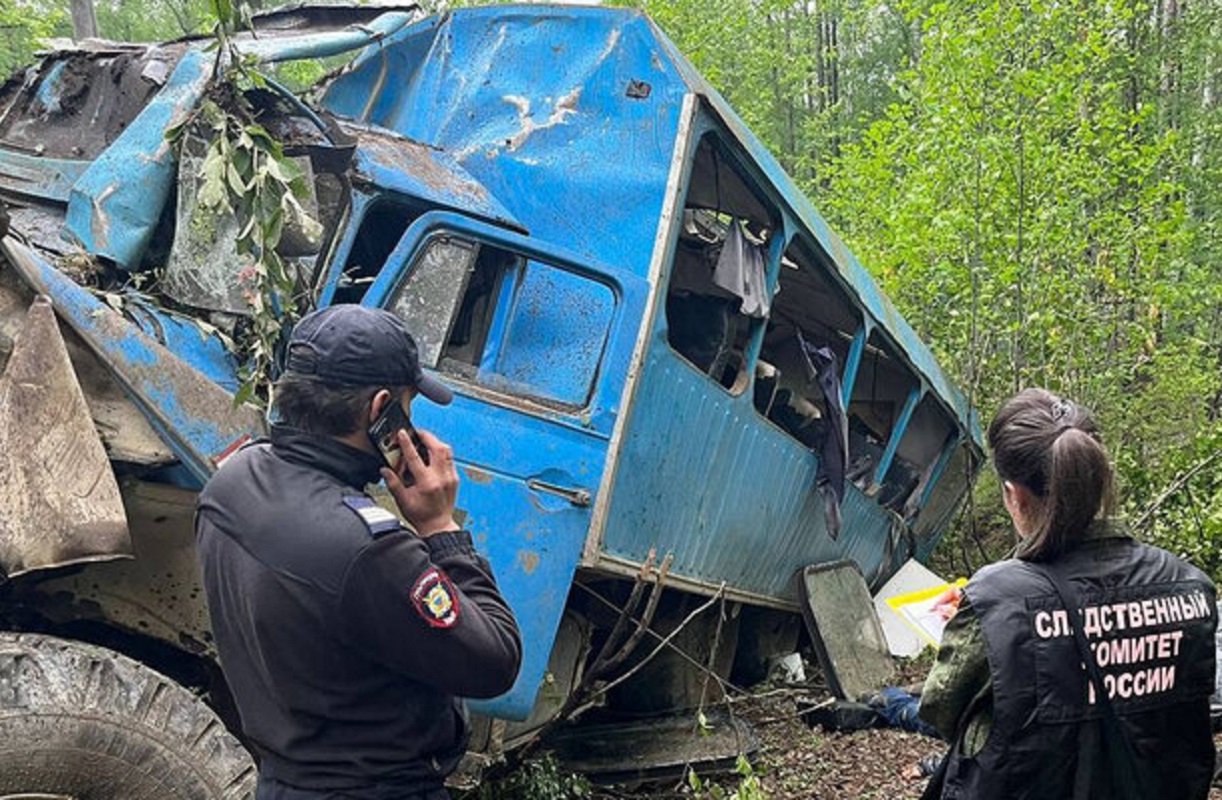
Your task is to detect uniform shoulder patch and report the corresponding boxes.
[411,567,460,629]
[342,496,403,538]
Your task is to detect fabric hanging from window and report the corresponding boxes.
[712,221,769,317]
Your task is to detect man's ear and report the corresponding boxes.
[368,389,392,427]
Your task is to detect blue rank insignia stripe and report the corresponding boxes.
[411,567,460,629]
[342,496,403,537]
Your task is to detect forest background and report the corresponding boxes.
[1,0,1219,579]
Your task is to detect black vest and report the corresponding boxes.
[942,536,1217,800]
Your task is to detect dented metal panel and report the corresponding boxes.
[235,8,420,64]
[0,297,131,578]
[322,7,687,275]
[63,49,212,270]
[2,239,264,484]
[345,123,524,232]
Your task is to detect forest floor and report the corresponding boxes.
[474,657,1222,800]
[465,644,1222,800]
[570,693,1222,800]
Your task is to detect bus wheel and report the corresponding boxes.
[0,632,256,799]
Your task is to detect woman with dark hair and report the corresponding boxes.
[918,388,1217,800]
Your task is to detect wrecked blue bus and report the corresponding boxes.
[0,3,982,795]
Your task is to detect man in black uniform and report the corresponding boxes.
[196,305,522,800]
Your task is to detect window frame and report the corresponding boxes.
[661,128,784,397]
[358,210,636,419]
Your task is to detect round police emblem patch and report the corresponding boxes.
[410,568,460,629]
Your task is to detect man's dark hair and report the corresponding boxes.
[273,375,381,437]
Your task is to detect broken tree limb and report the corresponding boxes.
[592,553,673,680]
[576,582,747,698]
[517,554,675,756]
[593,582,727,701]
[586,548,656,678]
[1133,448,1222,532]
[696,592,730,718]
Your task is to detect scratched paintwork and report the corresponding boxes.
[1,239,264,486]
[322,7,687,274]
[0,5,982,727]
[345,122,524,232]
[63,49,213,270]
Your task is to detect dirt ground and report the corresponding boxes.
[572,691,1222,800]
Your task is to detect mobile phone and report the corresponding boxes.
[367,399,430,482]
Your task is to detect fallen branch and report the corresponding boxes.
[594,583,726,699]
[517,553,674,757]
[1133,448,1222,532]
[576,581,749,698]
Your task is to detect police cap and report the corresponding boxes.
[284,305,453,405]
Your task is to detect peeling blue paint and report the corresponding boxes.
[33,61,67,114]
[63,48,213,270]
[0,5,983,724]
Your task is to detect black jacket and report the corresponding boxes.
[942,535,1216,800]
[196,426,522,795]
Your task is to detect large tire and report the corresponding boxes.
[0,632,256,799]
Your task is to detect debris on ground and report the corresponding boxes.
[500,669,1222,800]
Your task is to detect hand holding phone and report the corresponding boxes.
[368,399,430,485]
[369,398,460,537]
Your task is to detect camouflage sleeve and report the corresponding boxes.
[918,596,991,744]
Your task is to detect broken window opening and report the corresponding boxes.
[846,331,924,511]
[913,442,979,544]
[665,133,776,394]
[388,233,615,409]
[754,236,860,449]
[333,200,420,304]
[891,395,960,519]
[159,86,353,314]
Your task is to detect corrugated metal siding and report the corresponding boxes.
[601,346,896,602]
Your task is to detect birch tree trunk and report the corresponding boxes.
[71,0,98,40]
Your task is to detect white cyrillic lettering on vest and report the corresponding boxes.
[1128,602,1144,629]
[1083,607,1103,638]
[1168,629,1184,657]
[1153,597,1170,625]
[1035,610,1054,639]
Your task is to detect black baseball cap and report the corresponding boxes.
[284,305,453,405]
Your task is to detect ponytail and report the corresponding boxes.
[987,388,1116,562]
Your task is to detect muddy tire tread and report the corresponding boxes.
[0,631,255,799]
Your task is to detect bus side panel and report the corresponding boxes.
[410,396,611,720]
[599,341,897,603]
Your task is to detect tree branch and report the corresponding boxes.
[1133,448,1222,532]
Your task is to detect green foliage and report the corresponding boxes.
[0,1,68,77]
[636,0,1222,580]
[686,755,769,800]
[470,755,591,800]
[96,0,214,41]
[167,0,319,407]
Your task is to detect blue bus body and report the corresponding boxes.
[0,4,982,726]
